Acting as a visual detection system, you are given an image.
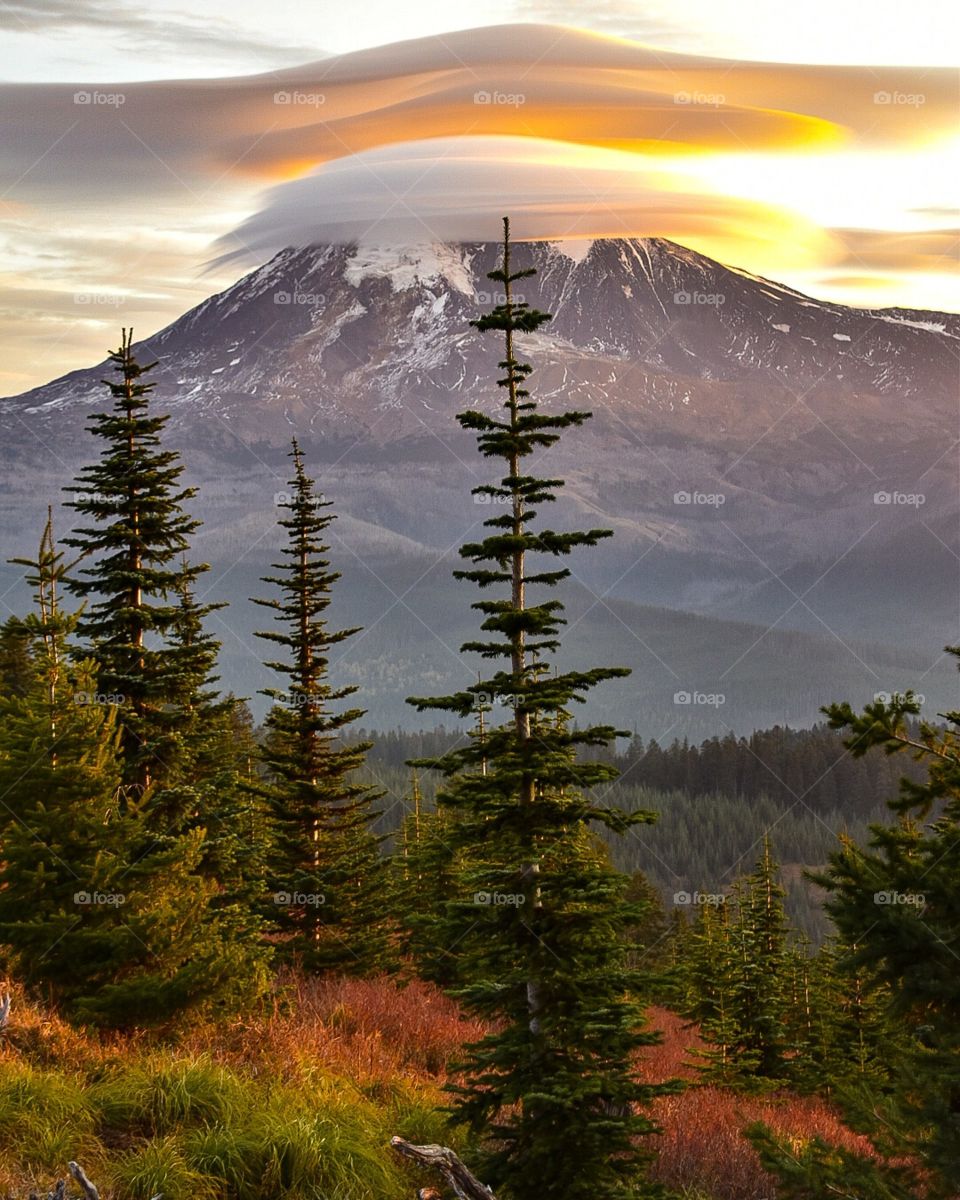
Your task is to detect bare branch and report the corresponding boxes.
[66,1164,98,1200]
[390,1137,497,1200]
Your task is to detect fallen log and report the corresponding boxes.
[390,1137,497,1200]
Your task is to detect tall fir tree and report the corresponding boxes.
[682,897,741,1084]
[407,218,675,1200]
[64,329,207,814]
[731,837,792,1082]
[59,332,271,1018]
[787,934,896,1096]
[161,568,273,962]
[253,440,389,974]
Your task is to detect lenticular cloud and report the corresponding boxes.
[212,135,830,268]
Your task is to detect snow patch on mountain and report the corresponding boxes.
[344,244,474,296]
[873,313,954,337]
[555,238,593,264]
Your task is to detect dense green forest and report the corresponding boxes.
[0,224,956,1200]
[358,722,926,941]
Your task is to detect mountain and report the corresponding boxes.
[1,238,957,730]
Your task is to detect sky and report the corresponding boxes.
[0,0,956,393]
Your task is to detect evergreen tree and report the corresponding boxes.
[750,674,960,1198]
[166,569,272,921]
[407,218,674,1200]
[0,514,129,1002]
[683,840,792,1087]
[64,329,208,811]
[0,658,131,1005]
[789,935,896,1096]
[682,898,741,1084]
[58,331,271,1019]
[732,838,791,1081]
[391,771,464,984]
[253,440,389,974]
[0,615,32,698]
[0,516,267,1025]
[623,870,671,990]
[658,906,693,1009]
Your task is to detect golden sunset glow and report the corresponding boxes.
[0,19,955,391]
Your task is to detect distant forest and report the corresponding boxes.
[356,721,928,941]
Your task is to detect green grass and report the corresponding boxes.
[0,1055,450,1199]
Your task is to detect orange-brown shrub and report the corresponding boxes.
[638,1005,877,1199]
[2,974,883,1200]
[177,970,491,1085]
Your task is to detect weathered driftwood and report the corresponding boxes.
[390,1137,497,1200]
[25,1163,159,1200]
[67,1163,100,1200]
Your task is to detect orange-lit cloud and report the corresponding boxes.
[213,136,834,271]
[2,26,954,199]
[0,23,955,393]
[829,227,959,275]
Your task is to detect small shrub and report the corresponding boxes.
[112,1137,223,1200]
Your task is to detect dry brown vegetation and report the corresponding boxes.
[0,977,871,1200]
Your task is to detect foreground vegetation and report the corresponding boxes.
[0,974,881,1200]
